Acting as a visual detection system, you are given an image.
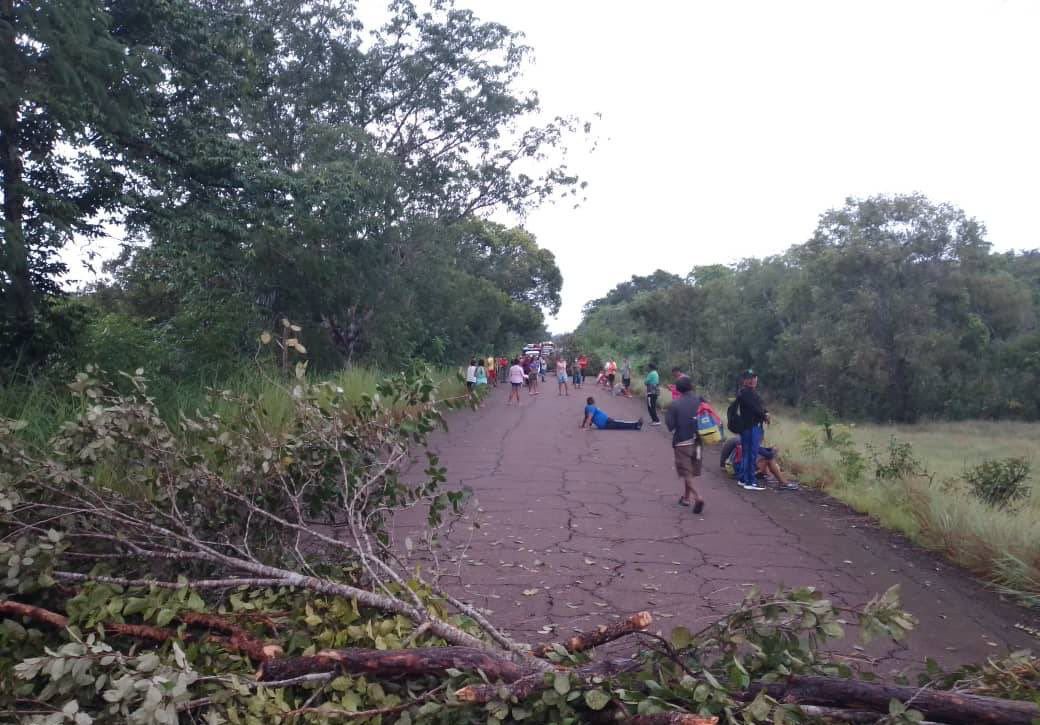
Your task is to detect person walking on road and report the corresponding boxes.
[572,357,583,388]
[620,358,632,397]
[475,359,488,387]
[465,359,478,394]
[645,363,661,425]
[581,397,643,430]
[578,354,588,385]
[736,369,769,491]
[606,359,617,393]
[556,357,569,396]
[666,376,705,513]
[507,358,525,405]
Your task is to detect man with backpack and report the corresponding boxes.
[728,369,769,491]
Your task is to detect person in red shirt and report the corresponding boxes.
[577,354,588,385]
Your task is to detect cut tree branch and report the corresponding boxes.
[747,675,1040,725]
[256,646,529,684]
[532,611,652,657]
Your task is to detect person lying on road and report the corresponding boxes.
[581,397,644,431]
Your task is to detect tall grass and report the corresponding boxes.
[0,364,468,448]
[765,414,1040,605]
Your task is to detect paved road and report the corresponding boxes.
[397,382,1038,674]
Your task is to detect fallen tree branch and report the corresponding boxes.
[256,646,530,684]
[794,705,941,724]
[625,716,718,725]
[749,674,1040,725]
[456,656,644,704]
[53,571,293,591]
[0,600,69,629]
[180,612,283,661]
[0,599,279,663]
[532,611,652,658]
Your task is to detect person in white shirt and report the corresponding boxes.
[507,358,526,406]
[465,359,477,394]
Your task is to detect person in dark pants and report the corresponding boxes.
[736,369,769,491]
[644,363,661,425]
[666,376,705,513]
[581,397,644,430]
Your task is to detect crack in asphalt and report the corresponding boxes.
[393,384,1040,672]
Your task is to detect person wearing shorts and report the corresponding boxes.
[666,376,705,513]
[556,357,569,396]
[507,358,525,405]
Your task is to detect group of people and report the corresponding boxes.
[471,352,796,515]
[580,365,797,515]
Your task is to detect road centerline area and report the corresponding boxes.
[397,384,1039,674]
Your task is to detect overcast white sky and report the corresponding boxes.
[62,1,1040,334]
[448,0,1040,332]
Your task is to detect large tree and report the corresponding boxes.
[0,0,158,353]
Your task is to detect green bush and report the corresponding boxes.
[966,457,1032,509]
[870,436,926,481]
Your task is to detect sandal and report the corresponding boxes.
[677,498,691,507]
[692,500,705,514]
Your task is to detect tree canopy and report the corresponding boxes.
[572,194,1040,421]
[1,0,573,372]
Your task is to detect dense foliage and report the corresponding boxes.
[1,0,573,375]
[573,194,1040,421]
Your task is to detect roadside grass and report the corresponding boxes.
[1,364,468,448]
[765,414,1040,606]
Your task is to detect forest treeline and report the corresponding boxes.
[0,0,573,379]
[570,194,1040,421]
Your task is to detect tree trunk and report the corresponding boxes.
[0,0,33,343]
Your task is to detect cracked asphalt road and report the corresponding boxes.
[396,383,1039,674]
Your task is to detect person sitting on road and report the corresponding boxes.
[581,397,644,431]
[721,439,798,490]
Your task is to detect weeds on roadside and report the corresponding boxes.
[965,457,1032,510]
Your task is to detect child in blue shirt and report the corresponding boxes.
[581,397,643,430]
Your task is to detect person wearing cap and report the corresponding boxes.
[736,369,769,491]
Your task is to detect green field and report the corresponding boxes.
[763,415,1040,606]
